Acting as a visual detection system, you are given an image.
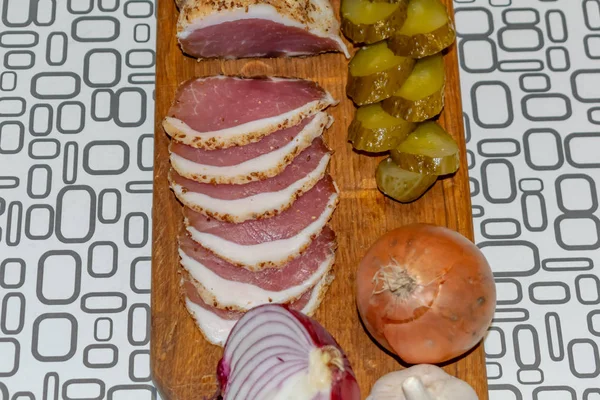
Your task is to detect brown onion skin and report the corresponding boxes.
[356,223,496,364]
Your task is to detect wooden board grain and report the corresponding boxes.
[151,1,489,399]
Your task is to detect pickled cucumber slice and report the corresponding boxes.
[381,54,445,122]
[347,42,416,106]
[349,103,416,152]
[390,121,459,175]
[376,157,437,203]
[388,0,456,58]
[341,0,409,44]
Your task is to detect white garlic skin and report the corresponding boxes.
[366,364,479,400]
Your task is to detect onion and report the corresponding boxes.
[217,304,361,400]
[356,223,496,364]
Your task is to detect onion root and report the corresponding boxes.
[372,262,416,300]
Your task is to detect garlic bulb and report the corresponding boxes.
[366,364,479,400]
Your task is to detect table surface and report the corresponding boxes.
[0,0,599,399]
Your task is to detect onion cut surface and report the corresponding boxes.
[218,304,360,400]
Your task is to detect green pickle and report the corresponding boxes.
[376,157,437,203]
[390,121,459,175]
[341,0,409,44]
[388,0,456,58]
[347,41,416,106]
[348,103,416,152]
[381,54,445,122]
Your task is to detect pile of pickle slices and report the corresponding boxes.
[342,0,460,203]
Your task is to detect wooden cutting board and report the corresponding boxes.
[151,1,489,399]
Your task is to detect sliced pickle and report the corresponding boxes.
[376,157,437,203]
[341,0,409,44]
[381,54,445,122]
[347,42,416,106]
[390,121,459,175]
[388,0,456,58]
[349,103,416,152]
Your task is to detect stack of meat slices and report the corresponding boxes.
[174,0,350,60]
[164,75,340,346]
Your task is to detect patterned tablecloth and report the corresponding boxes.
[0,0,598,399]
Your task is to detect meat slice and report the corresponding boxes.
[179,226,336,310]
[182,270,334,347]
[184,176,338,270]
[162,76,337,149]
[177,0,350,60]
[169,112,331,184]
[169,138,331,222]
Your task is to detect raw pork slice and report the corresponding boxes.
[162,76,336,149]
[178,226,336,310]
[169,112,331,184]
[169,138,331,222]
[184,176,339,270]
[182,270,334,346]
[177,0,350,60]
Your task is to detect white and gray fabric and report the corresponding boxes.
[0,0,157,398]
[457,1,600,398]
[0,0,598,399]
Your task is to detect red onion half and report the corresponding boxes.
[217,304,360,400]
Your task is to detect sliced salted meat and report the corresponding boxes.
[179,19,346,60]
[178,226,336,310]
[182,270,334,347]
[184,176,339,270]
[169,112,331,185]
[169,139,331,223]
[170,115,324,167]
[177,0,350,60]
[162,76,337,149]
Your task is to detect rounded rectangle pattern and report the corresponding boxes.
[55,185,96,242]
[71,17,119,42]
